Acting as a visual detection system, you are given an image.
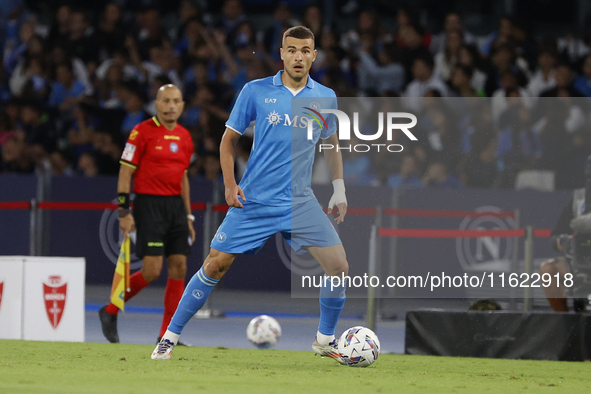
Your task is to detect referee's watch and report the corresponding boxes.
[187,214,195,222]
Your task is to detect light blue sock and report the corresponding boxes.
[318,275,346,336]
[168,267,218,334]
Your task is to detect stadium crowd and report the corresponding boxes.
[0,0,590,190]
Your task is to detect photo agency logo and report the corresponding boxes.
[304,106,418,153]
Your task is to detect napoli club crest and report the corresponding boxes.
[43,276,67,329]
[169,142,179,153]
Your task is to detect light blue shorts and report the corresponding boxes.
[210,198,341,254]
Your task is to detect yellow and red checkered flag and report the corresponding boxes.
[109,236,131,311]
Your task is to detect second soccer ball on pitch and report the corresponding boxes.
[338,326,381,367]
[246,315,282,349]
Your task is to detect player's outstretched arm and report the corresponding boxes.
[220,127,246,208]
[323,133,347,223]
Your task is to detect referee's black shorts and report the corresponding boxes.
[133,194,191,258]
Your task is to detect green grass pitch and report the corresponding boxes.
[1,340,589,393]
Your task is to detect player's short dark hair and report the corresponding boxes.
[282,26,315,47]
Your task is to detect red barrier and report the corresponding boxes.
[378,228,526,238]
[534,229,552,238]
[0,202,551,239]
[213,204,229,213]
[383,208,515,218]
[37,201,119,210]
[0,201,518,220]
[0,201,31,210]
[191,202,207,211]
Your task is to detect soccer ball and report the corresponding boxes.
[338,326,380,367]
[246,315,282,349]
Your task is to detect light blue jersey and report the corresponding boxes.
[226,70,337,206]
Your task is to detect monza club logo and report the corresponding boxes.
[43,276,67,329]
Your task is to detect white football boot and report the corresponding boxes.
[312,338,346,365]
[151,338,176,360]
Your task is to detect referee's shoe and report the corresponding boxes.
[98,305,119,343]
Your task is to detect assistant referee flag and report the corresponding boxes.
[110,237,131,311]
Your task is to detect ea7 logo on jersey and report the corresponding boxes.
[122,143,136,161]
[265,98,277,103]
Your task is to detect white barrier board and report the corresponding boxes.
[22,257,85,342]
[0,257,24,339]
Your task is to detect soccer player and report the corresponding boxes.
[98,84,196,343]
[152,26,349,361]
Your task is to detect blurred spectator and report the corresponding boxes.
[340,10,381,54]
[8,53,48,99]
[419,103,461,168]
[484,46,527,97]
[263,3,296,61]
[358,42,404,95]
[450,65,484,97]
[497,90,542,186]
[174,17,206,70]
[422,160,462,188]
[538,98,573,176]
[557,33,590,66]
[394,7,431,49]
[342,138,378,186]
[216,0,247,50]
[0,111,15,145]
[482,15,515,57]
[4,19,37,74]
[48,62,86,114]
[77,150,98,177]
[430,12,476,54]
[95,47,141,85]
[540,64,584,97]
[403,55,448,112]
[194,151,222,182]
[128,40,182,88]
[48,44,93,95]
[95,3,125,62]
[527,46,557,97]
[94,62,124,109]
[48,149,74,176]
[20,100,56,156]
[0,135,32,173]
[434,30,463,82]
[119,86,148,136]
[388,154,423,188]
[47,5,71,48]
[398,23,431,83]
[458,45,487,92]
[92,130,121,175]
[67,10,99,66]
[134,8,169,60]
[491,70,532,124]
[461,132,499,188]
[574,55,591,97]
[173,0,202,43]
[302,4,326,49]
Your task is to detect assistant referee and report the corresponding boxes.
[99,84,195,343]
